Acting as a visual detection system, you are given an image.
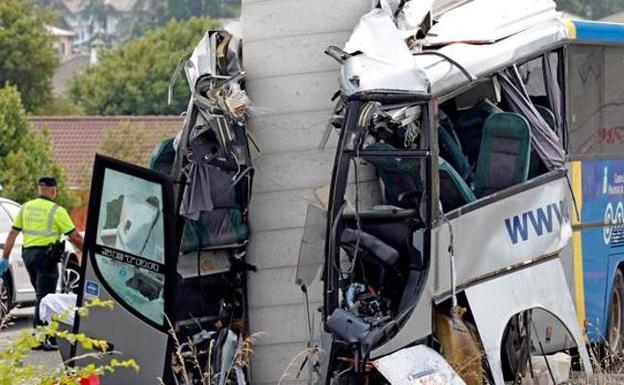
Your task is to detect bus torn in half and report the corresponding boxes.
[296,0,624,384]
[70,30,255,385]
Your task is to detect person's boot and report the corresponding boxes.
[33,336,58,351]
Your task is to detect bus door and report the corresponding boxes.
[72,154,177,384]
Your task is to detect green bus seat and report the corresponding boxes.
[439,157,477,212]
[474,112,531,198]
[455,99,503,166]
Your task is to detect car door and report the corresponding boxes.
[0,201,32,300]
[72,155,177,384]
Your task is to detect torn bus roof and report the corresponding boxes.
[424,0,558,46]
[339,0,569,98]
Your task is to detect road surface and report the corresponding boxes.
[0,306,64,371]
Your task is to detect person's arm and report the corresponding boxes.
[67,230,84,265]
[2,228,20,260]
[5,207,23,261]
[54,206,84,264]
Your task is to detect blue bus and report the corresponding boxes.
[567,20,624,351]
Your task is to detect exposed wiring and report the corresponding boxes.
[565,171,581,222]
[531,315,557,385]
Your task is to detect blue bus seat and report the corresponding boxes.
[455,99,503,166]
[474,112,531,198]
[439,157,477,212]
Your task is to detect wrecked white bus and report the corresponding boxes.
[66,30,256,385]
[296,1,624,384]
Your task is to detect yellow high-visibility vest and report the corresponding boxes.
[12,197,75,248]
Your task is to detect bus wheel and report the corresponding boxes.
[608,269,624,352]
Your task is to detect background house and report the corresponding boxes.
[30,115,183,230]
[30,115,183,189]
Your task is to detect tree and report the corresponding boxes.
[0,85,75,209]
[0,0,59,111]
[556,0,624,19]
[97,121,169,166]
[69,17,220,115]
[120,0,239,39]
[555,0,584,16]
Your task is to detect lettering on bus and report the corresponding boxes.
[603,201,624,245]
[99,245,162,273]
[504,201,569,245]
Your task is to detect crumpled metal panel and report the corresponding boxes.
[339,0,569,97]
[341,7,429,97]
[425,0,557,46]
[434,176,572,299]
[465,258,592,384]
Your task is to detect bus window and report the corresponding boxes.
[94,168,167,326]
[568,44,624,157]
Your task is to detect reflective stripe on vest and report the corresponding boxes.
[22,204,60,237]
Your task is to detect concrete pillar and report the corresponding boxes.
[242,1,370,385]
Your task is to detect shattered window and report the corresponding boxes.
[94,168,166,326]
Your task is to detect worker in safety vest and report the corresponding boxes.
[0,176,83,349]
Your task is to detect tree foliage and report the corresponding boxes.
[69,17,220,115]
[121,0,239,39]
[556,0,624,19]
[0,85,75,209]
[0,0,58,111]
[97,121,170,166]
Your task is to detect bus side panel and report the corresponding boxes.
[568,42,624,343]
[579,159,624,342]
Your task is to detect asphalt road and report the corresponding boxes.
[0,306,64,371]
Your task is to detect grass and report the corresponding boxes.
[162,315,262,385]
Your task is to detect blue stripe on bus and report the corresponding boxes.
[572,20,624,43]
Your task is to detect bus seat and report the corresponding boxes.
[528,105,554,179]
[439,109,463,151]
[363,142,422,208]
[535,105,556,131]
[474,112,531,198]
[439,124,472,183]
[439,157,476,212]
[455,99,502,165]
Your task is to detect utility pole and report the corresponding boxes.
[241,1,370,384]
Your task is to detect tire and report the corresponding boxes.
[607,269,624,353]
[0,273,13,319]
[501,310,532,382]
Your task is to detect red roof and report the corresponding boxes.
[30,116,184,188]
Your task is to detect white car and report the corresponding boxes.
[0,198,80,317]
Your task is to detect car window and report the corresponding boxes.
[2,202,20,220]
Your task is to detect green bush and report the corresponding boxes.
[0,299,138,385]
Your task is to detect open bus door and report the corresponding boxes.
[72,155,177,384]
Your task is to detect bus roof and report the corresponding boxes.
[570,20,624,44]
[339,2,624,99]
